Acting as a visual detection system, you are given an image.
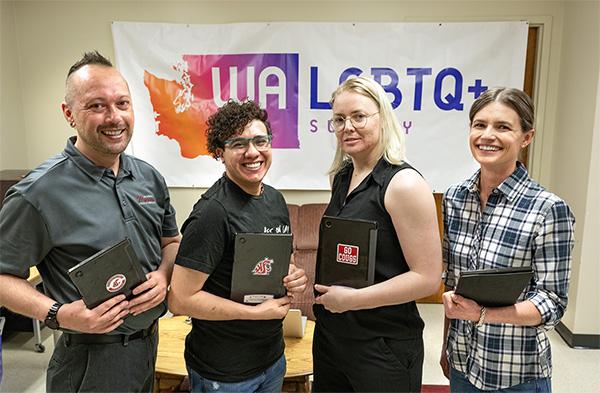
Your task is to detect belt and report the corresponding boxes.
[63,320,158,347]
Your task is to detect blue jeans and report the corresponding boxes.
[188,354,286,393]
[450,368,551,393]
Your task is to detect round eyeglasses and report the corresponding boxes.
[223,134,273,152]
[330,112,379,132]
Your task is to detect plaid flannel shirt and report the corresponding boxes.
[443,163,575,390]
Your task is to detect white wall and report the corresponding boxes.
[1,0,598,335]
[548,0,599,336]
[0,1,27,169]
[568,73,600,336]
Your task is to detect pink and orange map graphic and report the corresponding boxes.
[143,54,299,159]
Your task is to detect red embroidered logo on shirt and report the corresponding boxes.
[252,258,274,275]
[106,274,127,292]
[136,195,156,205]
[337,244,359,265]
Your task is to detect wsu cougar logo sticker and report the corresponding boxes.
[106,274,127,292]
[252,258,274,276]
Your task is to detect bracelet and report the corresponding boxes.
[476,306,487,327]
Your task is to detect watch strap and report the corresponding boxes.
[45,302,63,329]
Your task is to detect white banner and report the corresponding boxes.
[112,21,528,191]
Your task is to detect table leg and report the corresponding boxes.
[154,372,187,392]
[32,319,45,353]
[282,375,311,392]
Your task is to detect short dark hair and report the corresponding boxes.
[469,87,535,132]
[66,51,113,79]
[206,99,272,159]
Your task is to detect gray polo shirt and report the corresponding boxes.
[0,137,178,333]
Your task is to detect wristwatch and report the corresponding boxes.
[44,302,63,330]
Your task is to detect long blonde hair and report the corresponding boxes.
[328,76,406,176]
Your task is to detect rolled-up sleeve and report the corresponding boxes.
[527,200,575,330]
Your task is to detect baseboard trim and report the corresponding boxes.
[556,322,600,349]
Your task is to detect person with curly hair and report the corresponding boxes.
[168,99,308,393]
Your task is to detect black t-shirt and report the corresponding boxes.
[314,158,425,340]
[176,175,290,382]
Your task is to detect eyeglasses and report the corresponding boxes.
[330,112,379,132]
[223,134,273,152]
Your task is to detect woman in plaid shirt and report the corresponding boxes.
[440,87,575,392]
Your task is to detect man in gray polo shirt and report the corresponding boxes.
[0,51,180,392]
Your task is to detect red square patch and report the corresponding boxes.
[336,243,359,265]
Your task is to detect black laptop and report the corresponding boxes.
[316,216,378,288]
[230,233,292,304]
[67,238,147,309]
[455,266,534,307]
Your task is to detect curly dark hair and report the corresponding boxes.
[206,99,272,159]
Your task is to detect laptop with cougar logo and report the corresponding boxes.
[67,238,147,309]
[230,233,292,304]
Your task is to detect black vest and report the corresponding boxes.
[314,158,425,339]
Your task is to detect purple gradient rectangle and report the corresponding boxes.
[184,53,299,148]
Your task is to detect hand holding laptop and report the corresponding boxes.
[128,269,169,316]
[63,238,152,332]
[283,263,308,296]
[444,267,534,323]
[52,295,130,334]
[250,296,291,320]
[314,284,357,313]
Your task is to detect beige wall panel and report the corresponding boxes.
[0,1,27,169]
[551,1,599,335]
[571,72,599,334]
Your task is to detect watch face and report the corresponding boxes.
[45,317,59,330]
[45,303,62,330]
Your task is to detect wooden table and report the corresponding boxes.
[155,316,314,392]
[28,267,41,286]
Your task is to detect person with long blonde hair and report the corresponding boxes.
[312,76,442,392]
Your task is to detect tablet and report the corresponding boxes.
[230,233,292,304]
[455,266,534,307]
[67,238,147,309]
[316,216,378,288]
